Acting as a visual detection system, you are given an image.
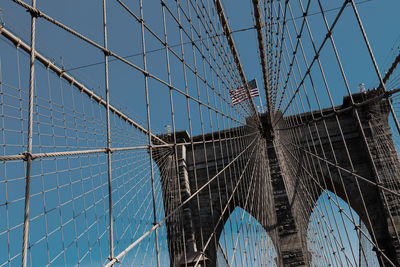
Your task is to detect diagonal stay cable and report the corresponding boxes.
[273,0,349,127]
[213,0,263,128]
[104,134,259,266]
[218,243,232,267]
[46,0,372,77]
[9,0,244,125]
[0,25,166,145]
[0,131,257,162]
[193,137,261,266]
[282,142,397,267]
[287,140,400,198]
[275,88,400,131]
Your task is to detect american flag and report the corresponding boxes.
[229,79,260,105]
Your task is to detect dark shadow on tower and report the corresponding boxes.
[152,90,400,267]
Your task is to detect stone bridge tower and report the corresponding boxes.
[153,90,400,266]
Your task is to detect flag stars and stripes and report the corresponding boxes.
[229,79,260,105]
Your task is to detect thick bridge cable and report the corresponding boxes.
[213,0,262,129]
[251,0,273,126]
[0,25,166,146]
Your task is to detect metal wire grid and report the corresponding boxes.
[261,0,400,266]
[0,0,272,266]
[0,0,400,266]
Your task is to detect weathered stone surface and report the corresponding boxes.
[154,90,400,267]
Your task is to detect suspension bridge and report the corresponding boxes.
[0,0,400,266]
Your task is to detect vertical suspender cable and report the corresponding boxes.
[21,0,36,266]
[139,0,160,266]
[102,0,114,263]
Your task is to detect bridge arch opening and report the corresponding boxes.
[307,191,379,267]
[216,206,277,267]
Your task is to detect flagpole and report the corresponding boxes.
[258,95,264,113]
[253,78,264,113]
